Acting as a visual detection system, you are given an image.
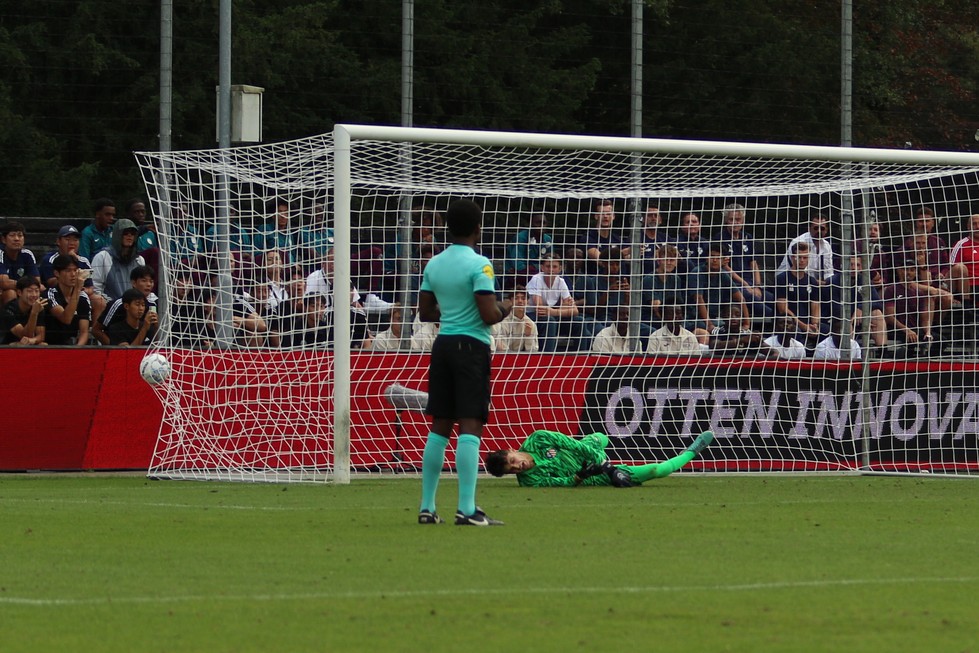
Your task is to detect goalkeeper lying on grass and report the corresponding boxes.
[484,430,713,487]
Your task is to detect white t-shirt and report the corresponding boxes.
[304,269,361,310]
[646,325,701,354]
[371,328,403,351]
[492,313,539,352]
[777,233,835,280]
[762,334,808,359]
[813,336,862,360]
[526,273,572,308]
[410,315,438,352]
[591,325,633,354]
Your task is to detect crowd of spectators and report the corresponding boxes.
[3,196,977,359]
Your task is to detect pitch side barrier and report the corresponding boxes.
[144,350,979,478]
[576,356,979,473]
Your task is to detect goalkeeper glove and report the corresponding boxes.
[604,462,634,488]
[576,462,606,481]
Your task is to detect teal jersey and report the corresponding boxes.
[420,243,496,345]
[516,430,610,487]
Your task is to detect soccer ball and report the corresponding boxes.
[139,353,171,385]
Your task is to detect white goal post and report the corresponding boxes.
[136,125,979,482]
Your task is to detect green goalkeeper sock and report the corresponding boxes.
[419,433,449,513]
[456,434,480,516]
[628,450,696,484]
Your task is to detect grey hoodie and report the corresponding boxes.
[92,219,145,301]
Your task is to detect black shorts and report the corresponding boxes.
[426,334,491,422]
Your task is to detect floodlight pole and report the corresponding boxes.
[213,0,235,347]
[627,0,645,352]
[157,0,174,332]
[159,0,172,152]
[397,0,415,348]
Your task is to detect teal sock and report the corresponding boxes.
[419,433,449,513]
[629,450,696,483]
[456,434,480,516]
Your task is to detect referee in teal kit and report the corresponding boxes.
[416,199,509,526]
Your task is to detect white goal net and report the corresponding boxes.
[135,126,979,482]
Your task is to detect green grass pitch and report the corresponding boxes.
[1,474,976,652]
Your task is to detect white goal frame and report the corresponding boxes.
[135,124,979,483]
[333,124,979,481]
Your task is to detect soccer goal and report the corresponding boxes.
[135,125,979,482]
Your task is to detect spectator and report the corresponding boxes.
[40,225,106,323]
[0,220,41,306]
[169,276,214,349]
[642,243,686,326]
[105,288,158,346]
[675,212,708,273]
[304,251,371,349]
[350,245,393,316]
[44,254,92,346]
[883,253,934,347]
[907,234,959,315]
[124,198,148,231]
[208,286,268,348]
[772,241,825,344]
[712,202,773,320]
[813,319,863,361]
[694,244,748,335]
[79,198,115,261]
[404,242,439,310]
[646,303,700,355]
[948,213,979,304]
[505,210,553,288]
[526,255,581,352]
[137,211,159,253]
[562,247,598,320]
[637,203,672,274]
[592,306,636,354]
[493,286,539,353]
[306,248,372,319]
[905,206,950,280]
[370,302,407,351]
[383,205,444,279]
[0,276,47,345]
[778,214,836,282]
[561,246,600,345]
[827,254,887,348]
[93,265,157,346]
[169,205,205,265]
[410,313,438,352]
[257,198,297,259]
[247,282,281,347]
[91,219,146,303]
[204,205,254,256]
[709,303,767,356]
[582,198,628,264]
[856,220,889,293]
[273,277,309,348]
[298,200,334,271]
[297,293,332,348]
[595,246,630,326]
[762,316,808,359]
[257,250,290,317]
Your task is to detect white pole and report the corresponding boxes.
[332,127,353,485]
[333,124,979,167]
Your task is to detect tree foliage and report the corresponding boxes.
[0,0,976,217]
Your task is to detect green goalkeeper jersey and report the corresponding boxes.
[515,430,609,487]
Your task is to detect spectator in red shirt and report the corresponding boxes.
[948,214,979,304]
